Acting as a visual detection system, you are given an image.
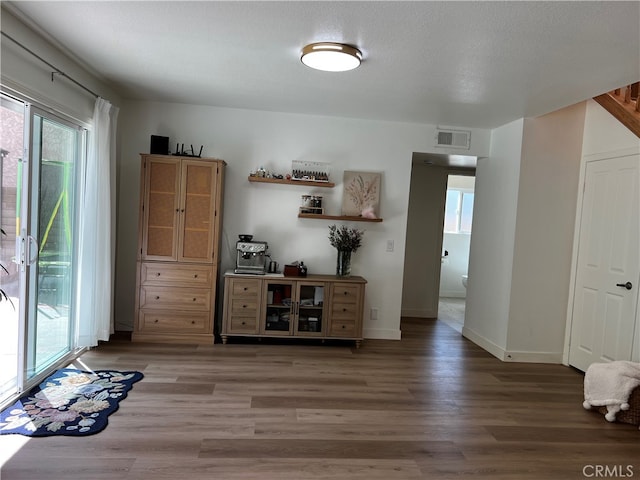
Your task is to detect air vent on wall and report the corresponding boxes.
[435,129,471,149]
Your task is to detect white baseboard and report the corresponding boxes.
[502,350,564,364]
[462,327,564,363]
[363,327,402,340]
[462,326,506,360]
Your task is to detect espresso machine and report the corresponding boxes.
[234,235,268,274]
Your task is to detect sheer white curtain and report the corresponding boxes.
[76,97,119,347]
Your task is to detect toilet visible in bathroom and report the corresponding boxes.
[462,274,468,289]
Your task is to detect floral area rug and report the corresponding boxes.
[0,369,143,437]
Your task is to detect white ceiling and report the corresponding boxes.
[5,1,640,130]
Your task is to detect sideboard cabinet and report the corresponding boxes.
[133,154,225,344]
[222,272,366,347]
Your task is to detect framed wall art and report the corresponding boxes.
[341,171,381,218]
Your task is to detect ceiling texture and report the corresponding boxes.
[5,1,640,130]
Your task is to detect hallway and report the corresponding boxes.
[438,297,465,333]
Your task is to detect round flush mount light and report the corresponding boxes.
[301,42,362,72]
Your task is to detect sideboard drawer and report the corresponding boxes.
[228,316,259,334]
[231,278,261,297]
[231,297,259,316]
[328,319,357,337]
[332,283,361,304]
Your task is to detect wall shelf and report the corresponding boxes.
[298,213,383,223]
[248,176,335,188]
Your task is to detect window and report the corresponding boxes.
[444,189,474,234]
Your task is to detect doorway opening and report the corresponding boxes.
[438,174,475,333]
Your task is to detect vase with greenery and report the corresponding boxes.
[328,224,364,277]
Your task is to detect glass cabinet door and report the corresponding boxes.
[262,280,294,335]
[294,281,326,336]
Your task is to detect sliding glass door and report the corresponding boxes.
[0,92,85,405]
[25,109,82,379]
[0,94,24,404]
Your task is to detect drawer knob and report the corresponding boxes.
[343,308,347,312]
[242,304,247,308]
[243,287,248,291]
[342,325,346,329]
[194,274,198,278]
[241,321,246,325]
[191,320,195,324]
[154,319,159,323]
[155,296,160,300]
[343,291,348,295]
[156,273,161,277]
[192,298,197,301]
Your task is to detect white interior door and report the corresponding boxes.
[568,153,640,372]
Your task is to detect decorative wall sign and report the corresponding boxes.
[341,171,381,218]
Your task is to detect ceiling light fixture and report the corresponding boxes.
[301,42,362,72]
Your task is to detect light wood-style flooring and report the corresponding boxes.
[1,317,638,479]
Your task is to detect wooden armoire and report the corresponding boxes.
[132,154,226,344]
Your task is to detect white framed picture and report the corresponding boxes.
[341,171,381,218]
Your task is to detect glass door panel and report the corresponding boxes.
[0,94,24,404]
[25,112,79,379]
[295,282,325,336]
[263,281,293,334]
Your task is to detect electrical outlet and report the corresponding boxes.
[370,308,378,320]
[386,240,394,252]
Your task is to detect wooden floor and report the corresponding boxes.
[1,318,638,479]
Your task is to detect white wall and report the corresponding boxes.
[582,100,640,156]
[465,103,594,363]
[463,119,523,358]
[115,100,491,338]
[507,102,585,362]
[1,7,121,123]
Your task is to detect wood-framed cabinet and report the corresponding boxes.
[222,273,366,347]
[133,154,226,344]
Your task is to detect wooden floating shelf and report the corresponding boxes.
[248,176,335,188]
[298,213,383,223]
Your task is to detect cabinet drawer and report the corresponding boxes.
[140,262,212,287]
[331,301,360,319]
[139,286,211,311]
[328,319,357,337]
[231,279,261,297]
[231,297,259,316]
[139,311,209,333]
[228,316,259,334]
[332,283,361,304]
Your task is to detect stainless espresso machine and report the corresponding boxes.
[234,235,268,274]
